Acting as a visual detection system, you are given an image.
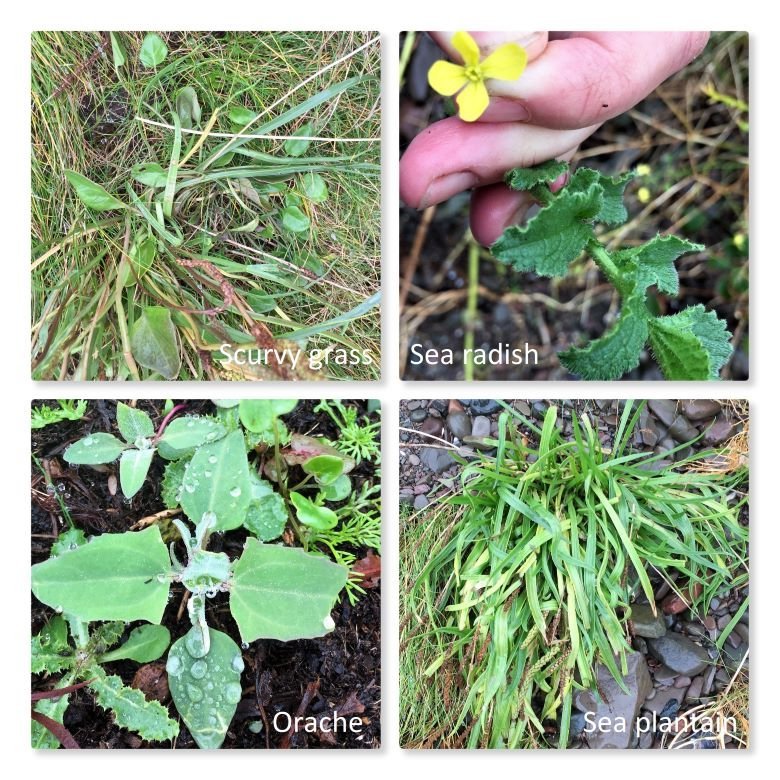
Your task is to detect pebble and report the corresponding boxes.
[674,676,692,689]
[514,401,531,416]
[726,633,742,650]
[413,483,430,495]
[734,623,749,644]
[407,454,420,466]
[430,400,448,415]
[406,400,422,411]
[681,400,722,421]
[420,417,444,437]
[686,676,704,701]
[648,399,678,427]
[642,687,680,718]
[703,416,735,446]
[639,730,654,749]
[721,642,749,672]
[647,633,710,676]
[459,399,502,415]
[410,409,427,423]
[702,615,717,631]
[702,666,717,695]
[399,490,414,507]
[471,416,491,438]
[420,447,455,474]
[413,495,429,510]
[630,603,667,638]
[447,411,472,439]
[653,665,677,684]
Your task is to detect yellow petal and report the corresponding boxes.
[456,79,490,122]
[481,43,528,82]
[428,60,467,96]
[451,31,481,67]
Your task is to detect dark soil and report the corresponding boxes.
[31,399,381,749]
[400,33,749,381]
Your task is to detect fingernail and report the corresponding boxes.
[420,172,478,209]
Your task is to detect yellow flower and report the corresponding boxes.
[428,31,527,122]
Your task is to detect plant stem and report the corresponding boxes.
[464,239,480,381]
[586,240,624,293]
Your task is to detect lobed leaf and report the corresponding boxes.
[505,160,569,191]
[565,167,635,226]
[244,492,288,541]
[492,185,603,277]
[614,234,703,297]
[31,615,72,675]
[64,432,126,465]
[230,538,348,642]
[648,304,733,380]
[31,527,172,624]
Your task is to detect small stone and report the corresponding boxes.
[399,491,414,507]
[681,400,722,421]
[642,686,680,718]
[686,676,704,701]
[407,453,420,467]
[721,641,749,672]
[447,411,472,439]
[460,399,502,415]
[702,616,717,631]
[514,401,531,416]
[647,633,710,676]
[413,483,430,495]
[471,416,491,438]
[639,730,654,749]
[420,447,455,474]
[428,408,442,418]
[717,614,732,630]
[653,665,677,684]
[410,409,427,423]
[131,662,170,703]
[413,495,429,510]
[674,676,692,689]
[406,400,422,411]
[726,633,742,650]
[648,399,678,427]
[629,603,666,638]
[420,417,444,437]
[532,401,548,419]
[703,416,735,446]
[430,400,448,415]
[734,623,749,644]
[702,666,717,695]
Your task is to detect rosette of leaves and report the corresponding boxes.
[31,612,175,748]
[491,160,733,380]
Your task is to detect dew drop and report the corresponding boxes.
[323,615,335,631]
[184,483,196,494]
[231,655,245,673]
[166,656,182,675]
[156,573,168,583]
[208,715,218,727]
[225,682,243,704]
[190,660,208,679]
[208,455,218,465]
[186,683,203,702]
[83,437,94,447]
[185,631,208,659]
[187,420,195,428]
[205,432,218,441]
[241,642,249,650]
[229,486,242,498]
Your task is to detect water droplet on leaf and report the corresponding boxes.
[166,656,182,675]
[186,683,203,702]
[190,660,208,679]
[231,655,245,673]
[224,682,243,704]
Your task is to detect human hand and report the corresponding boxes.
[399,31,709,244]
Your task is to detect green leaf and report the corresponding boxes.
[302,454,346,486]
[109,32,126,71]
[505,160,569,190]
[238,399,298,433]
[179,431,251,531]
[139,33,167,68]
[301,172,328,203]
[281,434,355,472]
[648,304,733,380]
[614,235,703,297]
[64,432,126,465]
[492,185,603,277]
[130,306,181,379]
[125,234,156,285]
[281,205,310,233]
[89,670,178,743]
[166,627,243,749]
[230,538,348,642]
[158,416,227,458]
[283,122,313,157]
[131,162,168,188]
[32,615,72,675]
[321,474,351,502]
[175,86,202,129]
[290,491,338,530]
[50,527,88,557]
[244,492,288,542]
[567,168,635,226]
[31,527,172,624]
[116,402,154,444]
[559,295,649,380]
[120,448,154,499]
[64,170,125,212]
[228,106,258,125]
[161,459,188,508]
[100,625,171,664]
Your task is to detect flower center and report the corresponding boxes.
[464,65,483,83]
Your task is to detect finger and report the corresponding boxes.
[399,117,596,208]
[487,32,709,129]
[469,144,580,245]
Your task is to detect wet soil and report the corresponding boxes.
[31,399,381,749]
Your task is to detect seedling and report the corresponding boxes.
[492,161,733,380]
[31,400,87,429]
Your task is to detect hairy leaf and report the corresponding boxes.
[161,459,188,508]
[100,625,171,664]
[566,167,635,226]
[649,304,733,380]
[244,492,288,541]
[130,307,181,379]
[615,235,703,297]
[31,527,172,624]
[179,431,251,531]
[89,670,178,742]
[505,160,569,190]
[231,538,348,642]
[492,185,603,277]
[64,432,126,465]
[64,170,126,212]
[119,448,155,499]
[166,627,243,749]
[31,615,72,675]
[116,402,154,444]
[559,296,649,380]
